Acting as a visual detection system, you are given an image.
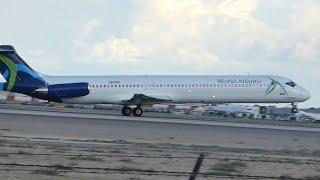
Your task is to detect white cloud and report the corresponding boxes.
[290,2,320,37]
[77,1,320,68]
[286,2,320,63]
[216,0,258,21]
[73,1,287,69]
[294,36,320,63]
[73,18,100,49]
[91,37,142,63]
[178,49,220,65]
[71,0,320,70]
[83,19,100,38]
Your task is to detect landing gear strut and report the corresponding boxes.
[121,105,143,117]
[291,103,299,113]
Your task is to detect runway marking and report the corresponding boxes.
[0,108,320,132]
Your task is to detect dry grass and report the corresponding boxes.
[210,160,247,174]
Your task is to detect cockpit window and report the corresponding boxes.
[285,81,296,87]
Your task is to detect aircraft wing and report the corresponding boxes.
[121,94,172,105]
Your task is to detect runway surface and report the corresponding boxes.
[1,108,320,132]
[0,109,320,150]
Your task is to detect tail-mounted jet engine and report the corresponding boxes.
[34,82,90,102]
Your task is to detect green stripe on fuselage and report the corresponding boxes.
[265,77,288,96]
[265,80,277,95]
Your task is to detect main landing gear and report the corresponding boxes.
[291,103,299,113]
[121,105,143,117]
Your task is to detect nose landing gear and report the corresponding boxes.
[291,103,299,113]
[121,105,143,117]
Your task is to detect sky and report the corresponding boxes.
[0,0,319,107]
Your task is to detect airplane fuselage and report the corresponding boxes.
[44,75,310,105]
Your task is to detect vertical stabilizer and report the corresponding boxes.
[0,45,46,95]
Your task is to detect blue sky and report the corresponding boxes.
[0,0,319,107]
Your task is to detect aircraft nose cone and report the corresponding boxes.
[305,90,311,100]
[301,88,311,101]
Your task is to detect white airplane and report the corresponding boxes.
[0,45,311,116]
